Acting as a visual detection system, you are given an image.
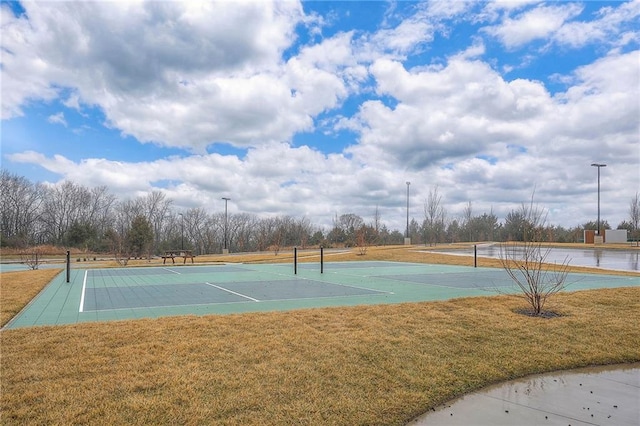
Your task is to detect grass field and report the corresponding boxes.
[1,246,639,425]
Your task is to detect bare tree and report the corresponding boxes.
[105,228,130,266]
[142,191,173,254]
[270,218,284,256]
[232,213,258,252]
[463,201,473,242]
[499,193,571,316]
[373,205,381,235]
[630,192,640,241]
[40,181,93,244]
[356,224,376,255]
[20,248,42,270]
[423,185,446,246]
[184,208,209,254]
[363,206,382,247]
[0,170,45,246]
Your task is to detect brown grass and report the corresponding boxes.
[0,268,62,326]
[1,246,639,425]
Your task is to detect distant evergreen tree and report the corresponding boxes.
[127,215,154,258]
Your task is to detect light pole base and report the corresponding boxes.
[404,238,411,245]
[594,236,604,245]
[222,249,229,254]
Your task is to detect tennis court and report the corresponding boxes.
[5,261,639,329]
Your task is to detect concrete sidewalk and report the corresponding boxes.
[409,363,639,425]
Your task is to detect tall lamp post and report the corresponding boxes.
[591,163,606,237]
[178,213,184,250]
[405,181,411,245]
[222,197,230,254]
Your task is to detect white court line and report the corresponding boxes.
[79,270,88,313]
[205,282,260,302]
[162,267,181,274]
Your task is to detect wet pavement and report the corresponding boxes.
[409,363,639,425]
[432,246,640,272]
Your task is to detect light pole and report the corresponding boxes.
[222,197,230,254]
[405,181,411,244]
[178,213,184,250]
[591,163,606,237]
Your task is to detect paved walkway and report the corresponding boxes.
[409,363,639,425]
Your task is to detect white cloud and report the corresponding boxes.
[1,1,315,150]
[47,112,67,127]
[346,56,551,170]
[6,144,393,227]
[551,51,640,143]
[483,0,542,15]
[483,1,640,50]
[484,3,584,48]
[554,0,640,48]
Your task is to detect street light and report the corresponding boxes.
[405,181,411,244]
[222,197,230,253]
[178,213,184,250]
[591,163,606,236]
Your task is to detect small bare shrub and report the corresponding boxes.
[499,193,571,316]
[20,249,42,270]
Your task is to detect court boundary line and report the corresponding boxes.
[79,270,88,313]
[205,282,260,302]
[162,267,181,275]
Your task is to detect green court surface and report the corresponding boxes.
[4,261,640,329]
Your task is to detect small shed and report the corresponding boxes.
[605,229,627,244]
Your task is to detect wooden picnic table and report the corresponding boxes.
[162,250,195,264]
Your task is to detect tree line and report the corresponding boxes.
[1,170,639,256]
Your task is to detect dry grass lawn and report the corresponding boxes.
[0,268,62,326]
[1,246,639,425]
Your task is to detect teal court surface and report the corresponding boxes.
[5,261,640,329]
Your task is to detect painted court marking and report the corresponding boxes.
[79,270,88,313]
[162,267,181,275]
[205,282,260,302]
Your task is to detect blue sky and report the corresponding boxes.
[1,0,639,230]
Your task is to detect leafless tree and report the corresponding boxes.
[142,191,173,254]
[230,213,257,253]
[463,201,473,242]
[363,206,382,247]
[499,193,571,316]
[356,224,376,255]
[105,228,130,266]
[423,185,446,246]
[373,205,381,234]
[630,192,640,240]
[82,186,116,233]
[181,208,202,253]
[20,248,42,270]
[0,170,45,246]
[39,181,92,244]
[295,216,313,249]
[270,219,283,256]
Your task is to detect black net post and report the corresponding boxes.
[66,250,70,283]
[320,247,324,274]
[294,247,297,275]
[474,245,477,268]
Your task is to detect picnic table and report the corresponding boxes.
[162,250,195,264]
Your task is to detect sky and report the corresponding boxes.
[1,0,639,232]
